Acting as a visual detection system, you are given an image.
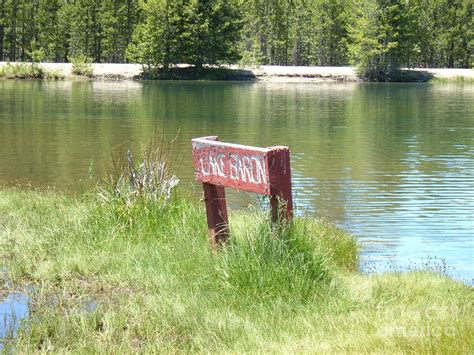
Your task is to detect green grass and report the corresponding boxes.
[0,187,472,352]
[0,63,65,80]
[429,75,474,84]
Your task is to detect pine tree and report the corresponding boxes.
[128,0,243,70]
[0,0,470,70]
[348,0,417,81]
[312,0,351,66]
[183,0,243,68]
[127,0,181,69]
[36,0,67,62]
[291,1,314,66]
[437,0,472,68]
[412,0,472,68]
[0,0,5,61]
[99,0,140,62]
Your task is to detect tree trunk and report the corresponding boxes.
[10,0,18,61]
[447,40,454,68]
[0,0,4,61]
[126,0,132,44]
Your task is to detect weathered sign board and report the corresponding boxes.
[192,136,293,248]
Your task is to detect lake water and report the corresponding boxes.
[0,292,29,349]
[0,80,473,284]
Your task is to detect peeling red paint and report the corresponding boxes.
[192,136,273,195]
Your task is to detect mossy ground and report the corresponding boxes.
[0,188,472,352]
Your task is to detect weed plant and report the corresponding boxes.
[43,70,65,80]
[0,63,65,80]
[70,55,94,77]
[0,63,45,79]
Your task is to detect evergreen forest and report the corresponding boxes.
[0,0,472,80]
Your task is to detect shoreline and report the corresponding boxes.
[1,62,473,82]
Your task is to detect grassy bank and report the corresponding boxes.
[0,59,92,80]
[0,63,65,80]
[0,187,472,352]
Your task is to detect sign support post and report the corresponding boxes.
[202,180,230,247]
[268,147,293,222]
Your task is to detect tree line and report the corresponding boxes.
[0,0,472,79]
[0,0,140,63]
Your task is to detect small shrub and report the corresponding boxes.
[0,62,45,79]
[99,142,179,212]
[44,70,65,80]
[70,54,94,77]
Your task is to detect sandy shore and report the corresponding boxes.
[1,62,473,82]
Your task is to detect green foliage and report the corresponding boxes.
[188,0,244,68]
[313,0,352,66]
[128,0,243,70]
[413,0,473,68]
[28,41,45,64]
[241,0,351,66]
[98,0,141,62]
[43,69,65,80]
[126,0,181,69]
[0,0,471,74]
[347,0,472,79]
[0,62,45,79]
[36,0,68,62]
[70,54,94,77]
[0,62,65,80]
[0,0,140,63]
[348,0,418,81]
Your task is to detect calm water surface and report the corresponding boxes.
[1,80,473,283]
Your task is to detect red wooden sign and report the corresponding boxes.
[192,136,293,248]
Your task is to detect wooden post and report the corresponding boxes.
[202,182,229,248]
[268,146,293,222]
